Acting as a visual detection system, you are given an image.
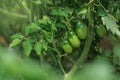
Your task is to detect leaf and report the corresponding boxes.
[23,39,32,56]
[9,39,22,48]
[101,15,120,36]
[51,23,57,31]
[96,7,106,17]
[51,9,69,17]
[32,0,42,5]
[78,8,87,15]
[34,42,42,55]
[11,33,23,39]
[39,16,53,25]
[56,22,65,28]
[113,44,120,65]
[40,40,48,51]
[64,7,74,15]
[25,23,40,35]
[42,43,48,51]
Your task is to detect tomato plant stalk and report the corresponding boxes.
[64,0,95,80]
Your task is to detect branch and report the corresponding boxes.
[30,0,34,23]
[50,42,66,75]
[64,27,94,80]
[15,0,30,16]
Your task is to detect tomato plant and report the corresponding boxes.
[3,0,120,80]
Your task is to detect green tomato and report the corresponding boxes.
[68,31,81,48]
[95,24,107,38]
[61,40,73,54]
[75,21,88,39]
[115,10,120,21]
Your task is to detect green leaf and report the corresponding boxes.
[51,23,57,31]
[34,42,42,55]
[32,0,42,5]
[78,8,87,15]
[23,39,32,56]
[56,22,65,28]
[40,40,48,51]
[113,44,120,65]
[25,23,40,35]
[11,33,23,39]
[64,7,74,15]
[9,39,22,48]
[39,19,48,25]
[39,16,53,25]
[51,9,69,17]
[101,15,120,36]
[42,43,48,51]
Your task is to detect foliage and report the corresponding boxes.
[0,0,120,80]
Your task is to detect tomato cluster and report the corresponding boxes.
[60,21,107,54]
[61,21,88,54]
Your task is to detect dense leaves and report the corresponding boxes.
[0,0,120,80]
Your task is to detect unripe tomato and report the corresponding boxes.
[115,10,120,21]
[95,24,107,38]
[68,31,81,48]
[61,40,73,54]
[75,21,88,39]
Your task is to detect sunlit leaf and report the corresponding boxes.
[9,39,22,48]
[23,39,32,56]
[32,0,42,5]
[51,9,69,17]
[78,8,87,15]
[25,23,40,35]
[39,16,53,25]
[34,42,42,55]
[101,15,120,37]
[11,33,23,39]
[64,7,74,15]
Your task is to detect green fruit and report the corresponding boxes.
[61,40,73,54]
[68,31,81,48]
[75,21,88,39]
[115,10,120,21]
[95,24,106,38]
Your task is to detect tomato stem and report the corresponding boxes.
[30,0,34,23]
[50,42,66,74]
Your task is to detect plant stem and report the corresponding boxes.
[30,0,34,23]
[51,47,66,74]
[49,41,66,75]
[0,8,27,19]
[39,54,44,62]
[64,27,94,80]
[64,0,95,80]
[15,0,30,17]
